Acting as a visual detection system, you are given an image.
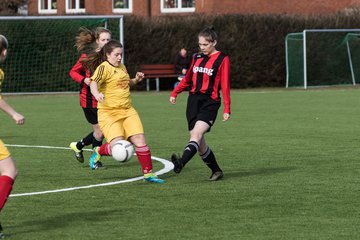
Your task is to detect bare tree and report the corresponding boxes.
[0,0,28,15]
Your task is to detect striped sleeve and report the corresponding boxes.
[171,56,195,97]
[220,56,231,114]
[91,64,106,83]
[69,54,88,84]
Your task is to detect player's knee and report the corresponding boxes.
[94,130,103,140]
[129,134,146,147]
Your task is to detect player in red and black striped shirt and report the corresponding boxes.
[69,27,111,167]
[170,26,231,181]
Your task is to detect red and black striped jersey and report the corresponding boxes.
[171,51,231,114]
[69,53,98,108]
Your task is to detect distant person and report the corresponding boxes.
[174,47,191,88]
[69,27,111,169]
[0,34,25,238]
[169,27,231,181]
[82,40,165,183]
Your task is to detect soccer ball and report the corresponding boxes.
[111,140,134,162]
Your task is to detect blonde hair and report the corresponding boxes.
[94,27,112,41]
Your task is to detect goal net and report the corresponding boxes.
[0,16,123,93]
[286,29,360,88]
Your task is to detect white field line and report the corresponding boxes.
[4,144,173,197]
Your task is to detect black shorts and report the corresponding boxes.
[82,108,98,124]
[186,94,220,132]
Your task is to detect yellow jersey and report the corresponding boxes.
[91,61,132,109]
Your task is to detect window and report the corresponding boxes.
[66,0,85,13]
[38,0,57,14]
[161,0,195,13]
[113,0,133,13]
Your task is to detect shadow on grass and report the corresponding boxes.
[9,209,120,236]
[225,166,297,179]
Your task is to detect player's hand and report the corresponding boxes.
[95,93,104,102]
[13,112,25,125]
[222,113,230,121]
[135,72,145,83]
[169,96,176,104]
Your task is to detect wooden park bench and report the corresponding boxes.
[140,64,179,91]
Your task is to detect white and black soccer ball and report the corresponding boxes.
[111,140,134,162]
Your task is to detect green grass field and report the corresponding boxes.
[1,88,360,239]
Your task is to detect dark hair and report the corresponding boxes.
[75,27,112,53]
[198,26,218,42]
[0,34,9,52]
[81,40,123,73]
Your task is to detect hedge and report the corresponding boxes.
[122,13,360,89]
[2,13,360,92]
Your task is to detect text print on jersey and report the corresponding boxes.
[192,66,214,76]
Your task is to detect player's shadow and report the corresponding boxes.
[225,166,297,179]
[8,209,121,236]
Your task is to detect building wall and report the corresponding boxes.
[86,0,111,15]
[56,0,65,15]
[173,0,360,16]
[27,0,360,16]
[136,0,150,17]
[195,0,360,15]
[27,0,37,15]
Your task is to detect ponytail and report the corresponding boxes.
[75,27,96,53]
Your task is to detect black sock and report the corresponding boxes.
[180,141,199,166]
[76,132,94,150]
[200,147,222,173]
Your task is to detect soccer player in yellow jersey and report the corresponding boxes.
[82,40,164,183]
[69,27,111,167]
[0,35,25,238]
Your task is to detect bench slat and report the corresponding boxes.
[139,64,179,91]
